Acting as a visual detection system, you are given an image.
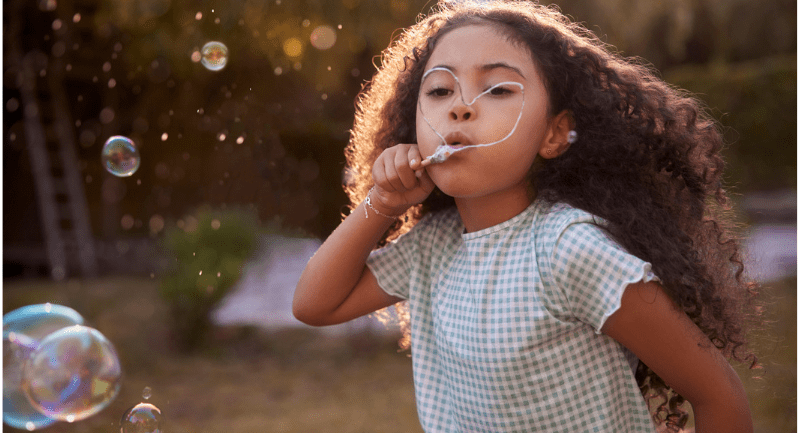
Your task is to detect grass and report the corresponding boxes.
[3,275,795,432]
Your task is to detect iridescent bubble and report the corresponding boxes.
[101,136,140,177]
[200,41,228,71]
[309,25,336,50]
[3,304,84,431]
[141,387,152,400]
[120,402,164,433]
[22,325,122,423]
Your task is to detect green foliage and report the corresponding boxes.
[665,55,797,193]
[159,207,259,351]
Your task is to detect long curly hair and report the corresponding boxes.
[344,1,760,429]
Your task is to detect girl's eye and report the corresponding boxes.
[426,87,452,97]
[488,86,513,96]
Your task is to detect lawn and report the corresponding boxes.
[2,275,795,432]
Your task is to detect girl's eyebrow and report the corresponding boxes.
[426,62,526,80]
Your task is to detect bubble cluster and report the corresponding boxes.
[200,41,228,71]
[3,304,84,431]
[22,325,122,423]
[120,402,164,433]
[101,136,141,177]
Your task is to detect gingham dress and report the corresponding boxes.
[367,200,659,432]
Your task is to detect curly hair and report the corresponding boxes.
[344,1,760,429]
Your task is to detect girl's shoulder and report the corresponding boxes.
[533,199,607,245]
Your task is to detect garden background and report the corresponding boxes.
[3,0,796,431]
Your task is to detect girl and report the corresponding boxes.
[293,1,758,432]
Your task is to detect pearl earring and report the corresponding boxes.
[567,130,578,144]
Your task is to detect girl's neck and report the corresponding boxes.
[454,188,534,233]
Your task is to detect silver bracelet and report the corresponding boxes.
[364,187,401,219]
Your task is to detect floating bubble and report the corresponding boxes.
[309,25,336,50]
[200,41,228,71]
[101,136,140,177]
[3,304,85,430]
[22,325,122,423]
[120,402,163,433]
[141,387,152,400]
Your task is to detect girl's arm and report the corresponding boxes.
[601,281,753,433]
[293,143,435,326]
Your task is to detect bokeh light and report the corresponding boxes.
[309,25,337,50]
[3,304,84,431]
[282,37,303,57]
[22,325,122,423]
[200,41,228,71]
[101,136,141,177]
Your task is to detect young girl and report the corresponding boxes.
[293,1,758,431]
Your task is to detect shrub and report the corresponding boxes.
[159,207,259,352]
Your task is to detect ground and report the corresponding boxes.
[2,275,795,432]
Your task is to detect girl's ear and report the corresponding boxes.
[539,110,575,159]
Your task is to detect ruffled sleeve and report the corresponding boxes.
[549,216,660,333]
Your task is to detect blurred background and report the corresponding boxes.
[3,0,795,432]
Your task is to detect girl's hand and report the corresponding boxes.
[371,143,436,215]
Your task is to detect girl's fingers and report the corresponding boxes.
[394,147,418,190]
[382,155,406,192]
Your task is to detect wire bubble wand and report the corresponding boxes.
[419,67,525,166]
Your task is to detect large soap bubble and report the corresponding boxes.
[3,304,84,431]
[120,402,164,433]
[101,136,141,177]
[22,325,122,423]
[201,41,228,71]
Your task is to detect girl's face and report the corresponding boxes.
[416,24,553,201]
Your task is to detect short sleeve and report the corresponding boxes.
[551,221,660,333]
[365,227,420,300]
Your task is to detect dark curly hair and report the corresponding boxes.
[344,1,760,430]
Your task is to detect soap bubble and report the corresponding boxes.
[3,304,84,431]
[22,325,122,423]
[141,387,152,400]
[309,25,336,50]
[120,402,164,433]
[200,41,228,71]
[101,136,140,177]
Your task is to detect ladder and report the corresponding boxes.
[9,0,98,280]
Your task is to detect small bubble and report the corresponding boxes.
[161,133,168,141]
[214,17,220,24]
[52,19,62,31]
[321,93,327,100]
[142,387,152,400]
[236,136,244,144]
[120,402,163,433]
[200,41,228,71]
[103,61,111,72]
[195,11,202,20]
[211,219,220,229]
[72,13,81,23]
[199,270,202,276]
[217,133,226,141]
[274,66,283,75]
[217,272,221,277]
[108,78,116,88]
[101,136,140,177]
[302,19,310,27]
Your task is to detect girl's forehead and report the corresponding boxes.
[425,24,538,78]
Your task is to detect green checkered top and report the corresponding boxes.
[367,200,659,432]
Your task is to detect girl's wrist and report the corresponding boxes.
[364,187,408,219]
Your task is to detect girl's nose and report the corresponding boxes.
[449,103,475,121]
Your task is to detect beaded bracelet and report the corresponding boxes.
[364,187,402,220]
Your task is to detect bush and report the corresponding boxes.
[159,207,259,352]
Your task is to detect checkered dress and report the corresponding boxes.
[367,200,659,432]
